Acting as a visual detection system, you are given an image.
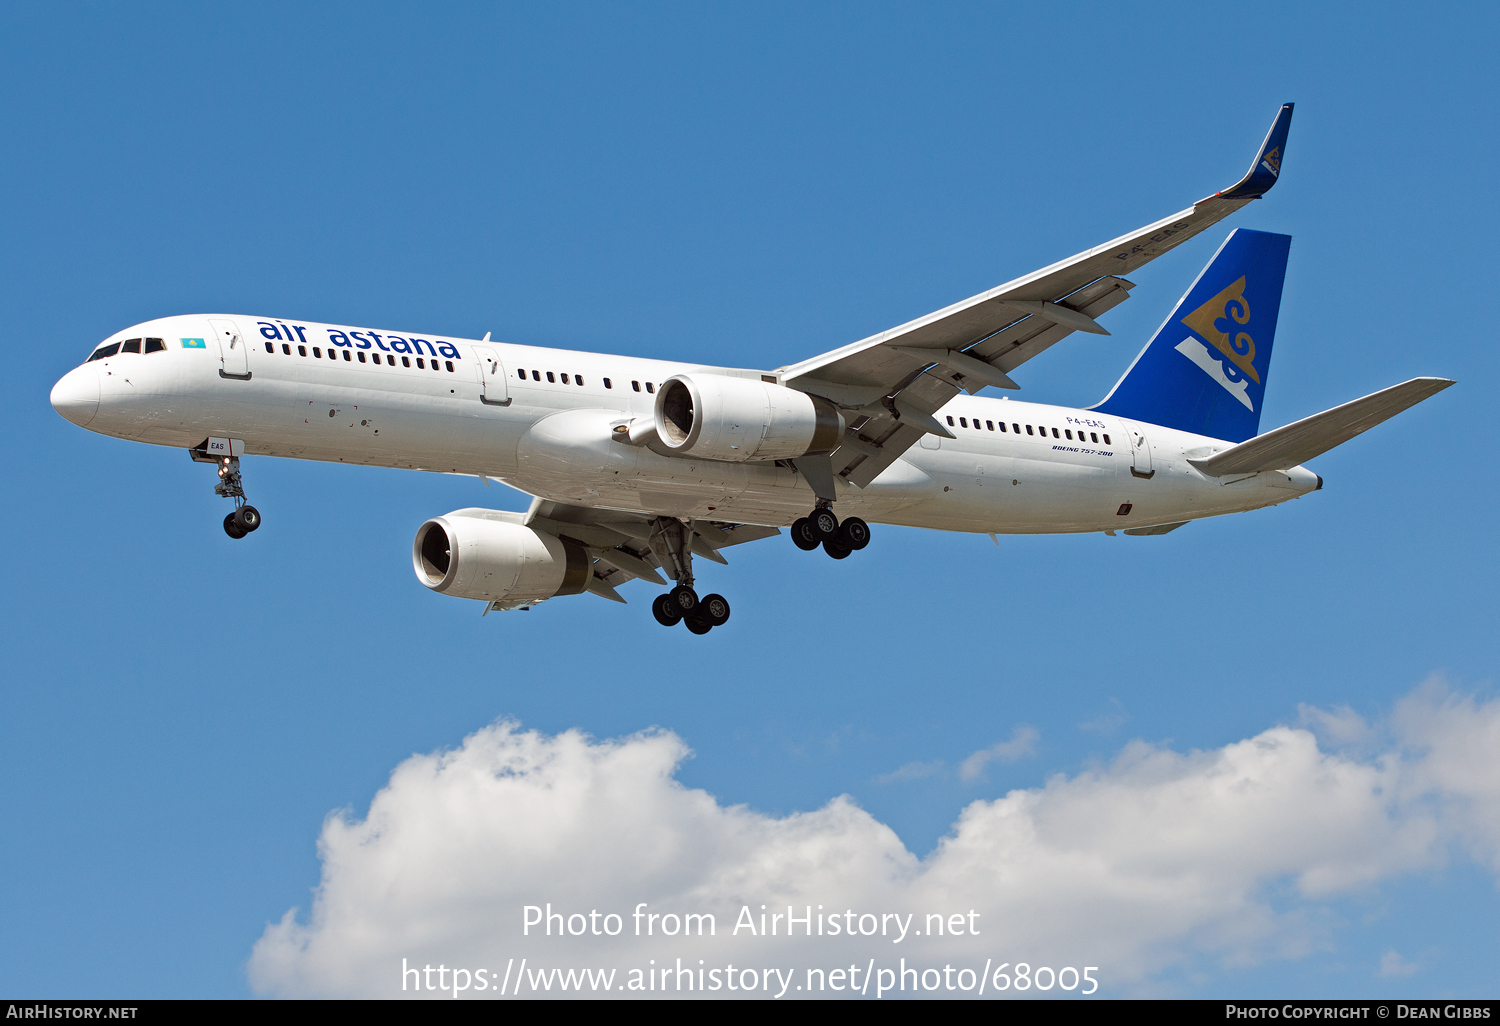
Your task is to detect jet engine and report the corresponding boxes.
[653,373,844,462]
[412,510,590,608]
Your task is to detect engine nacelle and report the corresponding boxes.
[412,510,590,608]
[653,373,844,461]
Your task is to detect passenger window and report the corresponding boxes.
[1091,432,1098,443]
[646,382,655,393]
[121,339,142,354]
[313,347,322,358]
[1103,433,1111,445]
[999,422,1007,432]
[265,342,275,354]
[517,369,526,379]
[281,343,290,355]
[88,342,121,361]
[546,372,555,382]
[947,416,955,426]
[1012,423,1020,433]
[1025,425,1033,435]
[975,421,981,430]
[298,345,307,357]
[342,350,351,361]
[1052,428,1059,438]
[960,417,967,428]
[632,381,641,391]
[561,373,570,384]
[1065,430,1072,440]
[987,421,994,430]
[576,376,584,386]
[445,361,454,372]
[417,358,426,368]
[402,357,410,367]
[144,338,165,354]
[604,377,612,389]
[358,351,366,363]
[532,370,540,380]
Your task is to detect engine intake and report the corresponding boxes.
[653,373,844,462]
[413,510,590,608]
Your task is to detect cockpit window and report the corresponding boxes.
[121,338,142,354]
[87,342,121,362]
[144,338,165,353]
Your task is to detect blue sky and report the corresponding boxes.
[2,1,1496,999]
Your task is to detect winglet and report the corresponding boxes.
[1214,103,1294,201]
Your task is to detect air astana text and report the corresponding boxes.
[252,320,464,360]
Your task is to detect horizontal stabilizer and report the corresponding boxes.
[1189,377,1455,476]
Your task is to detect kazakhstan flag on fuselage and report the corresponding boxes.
[180,338,206,348]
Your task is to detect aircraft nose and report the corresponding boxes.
[51,364,100,427]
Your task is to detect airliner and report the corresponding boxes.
[49,104,1452,633]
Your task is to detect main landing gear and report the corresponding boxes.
[651,588,731,633]
[646,517,731,634]
[210,454,261,540]
[790,505,870,559]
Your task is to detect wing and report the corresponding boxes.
[780,104,1295,491]
[523,497,779,603]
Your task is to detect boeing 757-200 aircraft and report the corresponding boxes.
[50,105,1453,633]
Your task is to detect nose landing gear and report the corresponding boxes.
[791,503,870,560]
[215,458,262,539]
[190,442,262,539]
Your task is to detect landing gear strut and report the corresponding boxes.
[646,517,730,634]
[191,446,262,539]
[791,503,870,560]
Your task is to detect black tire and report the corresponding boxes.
[809,508,840,541]
[823,538,851,559]
[237,505,262,532]
[700,593,731,627]
[790,518,819,551]
[669,585,699,616]
[838,516,870,550]
[684,617,713,635]
[223,513,247,539]
[652,593,682,627]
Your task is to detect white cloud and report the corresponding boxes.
[1079,699,1129,735]
[875,760,944,784]
[1379,949,1419,977]
[1297,702,1373,747]
[248,680,1500,999]
[957,726,1040,781]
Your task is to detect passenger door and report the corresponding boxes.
[1126,422,1154,479]
[474,346,510,406]
[209,318,250,379]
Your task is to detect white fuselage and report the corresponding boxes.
[51,314,1320,533]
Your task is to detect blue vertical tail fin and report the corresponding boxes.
[1090,228,1291,442]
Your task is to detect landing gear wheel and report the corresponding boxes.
[838,516,870,550]
[652,593,683,627]
[668,585,699,617]
[684,617,713,635]
[236,505,262,533]
[790,518,820,551]
[808,508,840,542]
[823,539,851,559]
[223,513,247,539]
[700,593,731,627]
